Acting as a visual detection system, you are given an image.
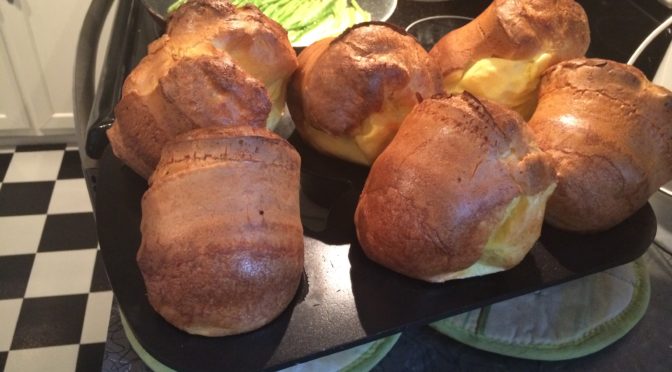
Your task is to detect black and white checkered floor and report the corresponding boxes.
[0,144,111,372]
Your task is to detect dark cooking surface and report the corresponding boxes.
[97,143,654,371]
[91,0,671,371]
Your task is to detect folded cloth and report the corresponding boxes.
[281,334,400,372]
[120,312,399,372]
[431,257,649,361]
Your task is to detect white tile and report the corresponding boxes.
[0,215,47,256]
[47,179,93,214]
[3,151,64,182]
[80,291,113,344]
[0,299,22,351]
[4,345,79,372]
[25,249,97,298]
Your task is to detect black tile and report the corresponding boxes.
[15,144,66,152]
[0,153,11,181]
[11,294,88,349]
[76,343,106,372]
[38,213,98,252]
[90,250,111,292]
[0,182,54,216]
[0,255,34,299]
[0,351,6,371]
[58,150,84,180]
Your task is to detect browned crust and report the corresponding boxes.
[167,2,297,87]
[150,126,300,185]
[160,56,271,128]
[354,93,556,282]
[138,236,303,336]
[107,0,297,179]
[333,21,411,42]
[429,0,590,78]
[166,0,236,37]
[528,58,672,232]
[288,23,442,137]
[109,49,272,179]
[138,126,303,336]
[208,4,297,84]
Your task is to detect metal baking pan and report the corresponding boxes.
[97,135,655,371]
[92,1,669,371]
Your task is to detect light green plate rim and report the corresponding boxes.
[430,257,650,361]
[120,313,400,371]
[340,333,400,372]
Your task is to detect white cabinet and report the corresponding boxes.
[0,0,115,141]
[0,34,31,133]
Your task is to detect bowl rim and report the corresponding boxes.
[404,14,474,32]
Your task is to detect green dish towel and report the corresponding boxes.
[280,334,400,372]
[120,313,399,372]
[431,257,650,361]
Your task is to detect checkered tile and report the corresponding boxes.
[0,144,112,371]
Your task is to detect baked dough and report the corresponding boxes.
[355,93,556,282]
[288,22,442,165]
[429,0,589,117]
[528,58,672,232]
[108,0,297,178]
[137,126,304,336]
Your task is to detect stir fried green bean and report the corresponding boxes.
[168,0,371,44]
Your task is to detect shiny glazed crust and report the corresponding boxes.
[137,126,304,336]
[107,0,298,179]
[287,22,442,161]
[355,94,556,282]
[429,0,589,78]
[529,58,672,232]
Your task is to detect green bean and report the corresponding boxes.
[167,0,188,13]
[286,1,336,30]
[167,0,371,44]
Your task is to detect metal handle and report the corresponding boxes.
[74,0,115,150]
[83,0,141,160]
